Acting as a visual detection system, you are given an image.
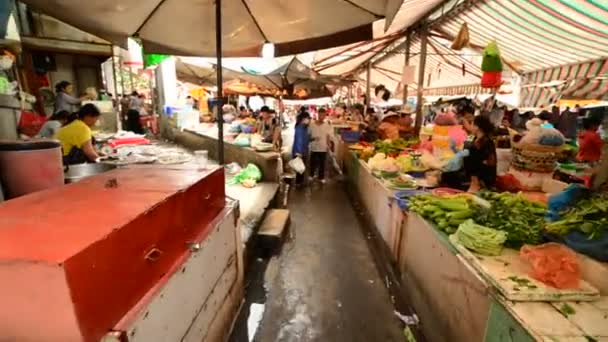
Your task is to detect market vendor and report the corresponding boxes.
[256,106,281,149]
[577,117,603,163]
[54,81,89,114]
[377,112,400,140]
[55,104,102,165]
[397,109,414,138]
[464,115,497,192]
[350,104,365,122]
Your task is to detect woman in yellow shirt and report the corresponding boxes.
[55,104,102,165]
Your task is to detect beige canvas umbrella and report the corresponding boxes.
[22,0,402,162]
[20,0,403,57]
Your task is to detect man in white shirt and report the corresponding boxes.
[309,108,332,182]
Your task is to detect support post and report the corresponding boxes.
[415,29,428,134]
[364,62,371,117]
[215,0,224,164]
[402,35,411,109]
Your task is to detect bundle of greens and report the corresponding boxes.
[452,219,507,256]
[474,192,546,248]
[545,194,608,239]
[409,194,473,234]
[373,138,420,156]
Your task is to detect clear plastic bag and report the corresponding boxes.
[520,243,581,289]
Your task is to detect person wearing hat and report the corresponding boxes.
[397,109,414,138]
[377,111,400,140]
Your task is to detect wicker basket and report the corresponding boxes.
[511,143,563,173]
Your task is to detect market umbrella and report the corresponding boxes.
[20,0,403,57]
[22,0,403,163]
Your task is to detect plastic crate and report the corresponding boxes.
[341,130,361,143]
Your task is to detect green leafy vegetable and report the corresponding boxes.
[452,220,507,256]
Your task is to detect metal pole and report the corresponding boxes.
[118,55,126,95]
[215,0,225,164]
[129,66,135,92]
[364,62,371,117]
[402,35,410,109]
[415,29,428,134]
[110,45,121,130]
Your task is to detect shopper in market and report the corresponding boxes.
[309,108,332,183]
[464,115,497,193]
[54,81,87,114]
[576,117,603,163]
[292,111,311,186]
[55,103,102,165]
[557,106,579,141]
[126,91,144,134]
[37,110,70,139]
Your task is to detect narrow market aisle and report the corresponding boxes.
[253,182,404,342]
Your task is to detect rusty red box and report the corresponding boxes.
[0,166,225,341]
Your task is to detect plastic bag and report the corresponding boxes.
[520,243,581,289]
[227,164,262,185]
[443,149,469,172]
[481,40,503,72]
[450,22,470,50]
[288,156,306,174]
[546,184,590,222]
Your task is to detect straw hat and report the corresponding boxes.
[381,111,399,121]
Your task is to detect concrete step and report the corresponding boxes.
[257,209,290,257]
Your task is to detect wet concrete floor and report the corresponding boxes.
[231,181,404,342]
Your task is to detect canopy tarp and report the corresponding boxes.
[20,0,405,57]
[177,56,337,99]
[314,0,608,101]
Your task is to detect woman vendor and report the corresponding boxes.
[55,104,102,165]
[464,115,497,192]
[54,81,89,114]
[577,117,603,164]
[256,106,281,150]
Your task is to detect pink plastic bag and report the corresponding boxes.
[520,243,580,289]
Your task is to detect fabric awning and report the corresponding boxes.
[21,0,404,57]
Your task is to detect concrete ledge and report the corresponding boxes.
[164,126,280,182]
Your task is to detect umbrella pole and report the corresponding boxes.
[364,62,371,117]
[415,29,428,134]
[215,0,225,165]
[402,35,410,109]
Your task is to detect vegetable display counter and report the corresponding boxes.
[0,165,243,342]
[344,151,608,341]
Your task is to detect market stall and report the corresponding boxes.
[344,147,608,341]
[160,117,281,183]
[333,95,608,341]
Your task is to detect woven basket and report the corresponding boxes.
[511,143,563,173]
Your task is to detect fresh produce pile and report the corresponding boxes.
[373,137,419,156]
[451,219,507,256]
[545,193,608,239]
[409,194,473,234]
[474,192,546,248]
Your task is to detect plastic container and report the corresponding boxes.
[194,150,209,169]
[341,130,361,143]
[0,140,64,199]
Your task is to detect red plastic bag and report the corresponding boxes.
[520,243,581,289]
[481,71,502,88]
[18,111,47,137]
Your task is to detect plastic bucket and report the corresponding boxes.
[0,140,64,199]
